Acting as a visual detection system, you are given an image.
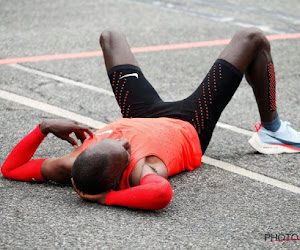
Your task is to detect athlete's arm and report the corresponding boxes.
[72,166,173,210]
[105,173,173,210]
[1,124,48,181]
[1,119,92,182]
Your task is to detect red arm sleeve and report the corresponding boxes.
[105,174,173,210]
[1,125,47,182]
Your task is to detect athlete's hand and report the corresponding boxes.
[78,191,108,205]
[71,178,108,205]
[40,119,93,147]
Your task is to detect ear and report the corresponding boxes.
[78,192,108,204]
[71,178,107,204]
[71,178,83,196]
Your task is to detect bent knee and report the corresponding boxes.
[99,30,124,48]
[236,27,270,50]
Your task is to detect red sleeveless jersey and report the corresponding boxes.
[80,118,202,190]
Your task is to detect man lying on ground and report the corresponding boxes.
[2,28,300,210]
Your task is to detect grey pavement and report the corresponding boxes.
[0,0,300,249]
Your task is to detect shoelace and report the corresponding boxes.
[283,121,291,132]
[283,121,300,136]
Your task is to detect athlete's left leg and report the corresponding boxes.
[218,27,300,154]
[219,27,277,123]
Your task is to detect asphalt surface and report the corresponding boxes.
[0,0,300,249]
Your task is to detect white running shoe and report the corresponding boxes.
[248,121,300,154]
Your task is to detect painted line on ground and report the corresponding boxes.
[0,89,106,129]
[1,33,300,65]
[217,122,254,136]
[0,88,299,195]
[8,64,114,97]
[134,0,300,34]
[202,156,300,194]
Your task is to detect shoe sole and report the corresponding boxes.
[248,133,300,154]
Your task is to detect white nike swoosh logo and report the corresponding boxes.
[95,130,113,136]
[119,73,139,80]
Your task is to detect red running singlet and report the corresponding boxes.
[80,117,202,190]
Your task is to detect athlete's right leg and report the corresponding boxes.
[100,30,139,71]
[100,30,163,118]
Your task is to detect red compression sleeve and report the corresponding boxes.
[105,174,173,210]
[1,125,47,182]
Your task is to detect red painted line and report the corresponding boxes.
[0,51,103,65]
[131,38,231,53]
[1,33,300,65]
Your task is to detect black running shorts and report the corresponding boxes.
[108,59,243,153]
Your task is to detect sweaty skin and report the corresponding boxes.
[129,156,168,187]
[41,147,81,183]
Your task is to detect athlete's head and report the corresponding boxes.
[71,138,131,194]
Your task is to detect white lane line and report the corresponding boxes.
[202,156,300,194]
[7,63,256,137]
[8,64,114,97]
[0,89,106,129]
[136,0,287,34]
[217,122,254,136]
[0,88,299,195]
